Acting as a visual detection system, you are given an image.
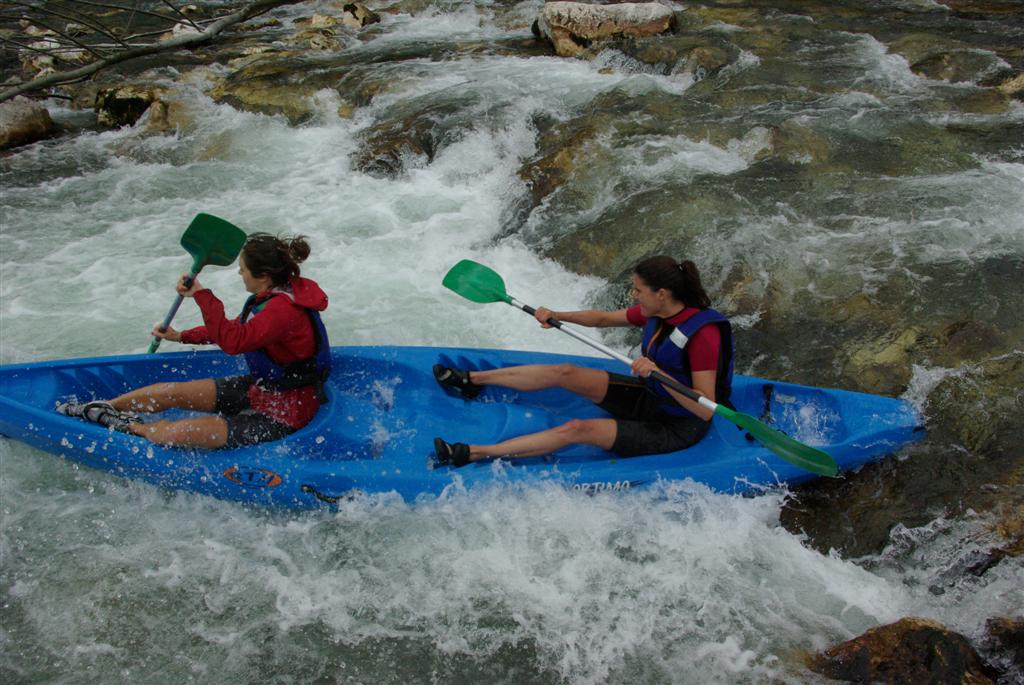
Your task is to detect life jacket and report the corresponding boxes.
[239,290,331,402]
[640,307,734,418]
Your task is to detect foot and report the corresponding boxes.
[56,400,140,433]
[434,437,471,467]
[432,364,483,399]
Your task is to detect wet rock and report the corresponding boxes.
[983,617,1024,676]
[843,327,924,396]
[294,14,342,30]
[292,27,344,52]
[998,72,1024,99]
[341,3,381,29]
[535,1,675,58]
[543,181,715,279]
[681,4,762,28]
[613,33,741,79]
[95,85,168,128]
[377,0,436,16]
[208,54,339,124]
[0,95,55,149]
[518,121,602,208]
[992,494,1024,559]
[888,33,973,71]
[760,118,833,166]
[911,49,1010,85]
[925,352,1024,455]
[934,320,1008,368]
[352,98,468,177]
[143,97,195,134]
[807,617,997,684]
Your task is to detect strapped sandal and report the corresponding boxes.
[432,364,483,399]
[57,400,140,433]
[433,437,471,468]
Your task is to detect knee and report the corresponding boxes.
[555,419,591,440]
[134,417,167,444]
[552,363,580,381]
[135,419,174,444]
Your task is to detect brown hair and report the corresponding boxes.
[241,232,311,286]
[633,256,711,308]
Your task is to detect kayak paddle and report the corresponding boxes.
[148,213,247,353]
[442,259,839,477]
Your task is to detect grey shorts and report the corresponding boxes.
[597,373,710,457]
[214,376,295,448]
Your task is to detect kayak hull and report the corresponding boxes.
[0,346,925,508]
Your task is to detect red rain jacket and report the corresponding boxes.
[180,277,329,429]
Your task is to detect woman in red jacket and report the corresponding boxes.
[59,233,330,449]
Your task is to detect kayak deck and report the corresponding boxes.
[0,346,925,508]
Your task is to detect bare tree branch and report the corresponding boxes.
[15,16,112,61]
[1,0,307,103]
[159,0,203,32]
[12,2,132,48]
[43,0,199,32]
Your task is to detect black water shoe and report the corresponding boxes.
[57,400,140,433]
[432,364,483,399]
[434,437,471,467]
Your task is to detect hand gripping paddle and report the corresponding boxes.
[148,213,247,353]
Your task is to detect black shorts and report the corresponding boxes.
[597,373,710,457]
[214,376,296,448]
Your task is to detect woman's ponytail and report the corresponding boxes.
[633,255,711,308]
[241,232,310,286]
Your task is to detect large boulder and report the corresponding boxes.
[208,54,329,125]
[534,1,675,58]
[808,617,998,683]
[0,96,56,149]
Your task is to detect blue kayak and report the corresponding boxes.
[0,346,924,508]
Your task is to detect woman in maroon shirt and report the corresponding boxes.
[433,256,733,467]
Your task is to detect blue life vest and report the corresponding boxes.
[640,307,733,418]
[239,291,331,402]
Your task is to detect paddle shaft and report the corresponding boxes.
[508,298,718,414]
[148,272,197,353]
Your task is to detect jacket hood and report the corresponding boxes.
[288,276,328,311]
[257,277,328,311]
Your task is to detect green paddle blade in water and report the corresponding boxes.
[442,259,512,304]
[715,405,838,477]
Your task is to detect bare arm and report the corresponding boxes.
[534,307,630,328]
[664,369,716,421]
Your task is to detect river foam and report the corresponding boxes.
[2,1,1022,682]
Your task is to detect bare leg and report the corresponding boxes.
[110,379,218,413]
[468,418,617,462]
[468,364,610,404]
[127,415,229,449]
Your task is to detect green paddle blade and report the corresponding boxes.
[715,404,839,477]
[443,259,513,304]
[181,213,247,272]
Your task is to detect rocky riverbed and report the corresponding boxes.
[2,1,1022,681]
